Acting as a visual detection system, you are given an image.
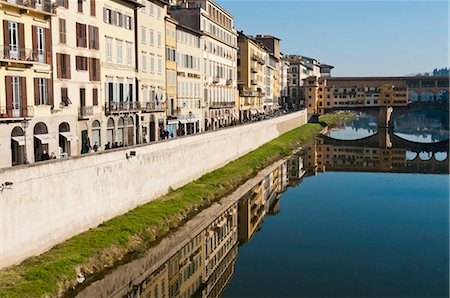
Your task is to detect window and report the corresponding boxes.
[149,3,154,15]
[149,30,154,46]
[76,56,88,71]
[88,26,99,50]
[90,0,95,16]
[157,31,161,48]
[93,88,98,106]
[142,52,147,72]
[105,8,112,24]
[126,42,132,66]
[80,88,86,108]
[76,23,87,48]
[116,40,123,64]
[157,6,161,19]
[116,12,123,27]
[77,0,83,13]
[141,26,146,44]
[58,0,68,9]
[89,58,100,81]
[35,78,47,105]
[106,37,112,62]
[59,19,66,44]
[150,55,155,73]
[125,16,132,30]
[157,57,162,74]
[141,0,145,13]
[61,87,70,106]
[56,53,71,79]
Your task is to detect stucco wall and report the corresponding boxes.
[0,110,307,269]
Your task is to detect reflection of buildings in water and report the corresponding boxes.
[126,156,307,298]
[304,137,449,174]
[394,110,449,142]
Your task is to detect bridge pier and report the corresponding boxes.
[378,106,393,128]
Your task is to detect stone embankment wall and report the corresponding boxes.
[0,110,307,269]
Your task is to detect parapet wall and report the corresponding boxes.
[0,110,307,269]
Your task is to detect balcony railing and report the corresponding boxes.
[78,106,93,118]
[210,101,235,108]
[0,105,34,118]
[2,0,52,13]
[0,45,47,64]
[142,101,165,112]
[105,101,141,114]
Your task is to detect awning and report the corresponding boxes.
[34,134,53,144]
[250,109,258,115]
[11,136,25,146]
[59,132,76,141]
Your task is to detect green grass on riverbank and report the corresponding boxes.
[319,111,356,126]
[0,115,345,298]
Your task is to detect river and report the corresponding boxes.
[74,109,449,298]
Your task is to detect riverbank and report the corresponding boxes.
[0,115,341,298]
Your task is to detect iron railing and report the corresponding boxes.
[0,45,47,63]
[2,0,52,13]
[105,102,141,114]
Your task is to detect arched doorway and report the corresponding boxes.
[11,126,25,166]
[127,116,134,146]
[117,117,125,146]
[436,90,449,103]
[91,120,101,150]
[58,122,72,157]
[80,122,90,154]
[420,91,434,102]
[34,122,49,162]
[408,90,419,103]
[107,118,115,147]
[149,114,156,142]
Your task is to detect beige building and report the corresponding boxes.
[237,31,265,122]
[137,0,168,142]
[170,0,239,131]
[0,0,56,168]
[176,24,203,134]
[101,0,141,148]
[165,16,179,136]
[52,0,101,155]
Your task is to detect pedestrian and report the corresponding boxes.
[50,152,56,159]
[42,150,50,161]
[93,142,98,152]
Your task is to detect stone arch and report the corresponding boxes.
[59,122,70,133]
[92,120,101,148]
[418,151,433,161]
[406,151,418,161]
[33,122,49,162]
[436,90,449,103]
[117,117,125,145]
[107,118,115,146]
[11,126,25,166]
[58,122,72,157]
[434,152,448,161]
[420,91,434,102]
[34,122,48,135]
[408,90,419,103]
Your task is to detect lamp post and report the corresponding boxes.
[188,111,193,135]
[20,120,29,164]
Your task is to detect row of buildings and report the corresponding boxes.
[0,0,333,169]
[126,153,305,298]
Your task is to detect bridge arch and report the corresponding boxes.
[408,90,419,103]
[436,90,449,103]
[434,151,448,162]
[418,151,433,161]
[420,91,435,102]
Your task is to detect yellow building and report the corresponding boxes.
[165,16,178,136]
[237,31,265,122]
[0,0,56,167]
[137,0,169,142]
[238,181,266,243]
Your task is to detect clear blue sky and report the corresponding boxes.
[217,0,449,76]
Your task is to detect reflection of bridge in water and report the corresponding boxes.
[304,132,449,175]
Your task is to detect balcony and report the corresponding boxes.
[105,101,141,114]
[251,54,265,64]
[1,0,52,14]
[0,46,48,65]
[210,101,235,108]
[226,79,233,86]
[0,105,34,119]
[250,67,257,73]
[212,77,220,84]
[142,101,165,112]
[78,106,93,119]
[251,80,257,86]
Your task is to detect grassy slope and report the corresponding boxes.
[0,118,337,298]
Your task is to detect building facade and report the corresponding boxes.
[236,31,265,122]
[170,0,238,130]
[0,0,54,168]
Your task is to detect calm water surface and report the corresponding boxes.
[75,109,449,298]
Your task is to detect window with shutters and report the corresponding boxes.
[106,37,112,62]
[92,88,98,106]
[105,8,113,24]
[141,0,145,13]
[76,56,88,71]
[157,56,162,74]
[11,77,22,114]
[150,3,154,16]
[37,78,48,105]
[125,15,132,30]
[90,0,96,16]
[76,23,87,48]
[59,19,66,44]
[149,30,154,46]
[89,58,100,81]
[58,0,68,8]
[141,26,146,44]
[77,0,83,13]
[57,53,71,79]
[126,42,132,66]
[61,87,71,106]
[116,40,123,64]
[80,88,86,108]
[157,31,161,48]
[150,55,155,73]
[141,52,147,72]
[116,12,123,27]
[88,25,99,50]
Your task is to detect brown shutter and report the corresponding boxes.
[5,76,12,117]
[20,77,27,117]
[83,24,87,47]
[32,25,37,50]
[3,20,10,56]
[103,7,107,22]
[47,78,54,108]
[56,53,61,78]
[88,57,93,81]
[65,54,71,79]
[18,23,25,60]
[34,78,40,105]
[90,0,96,16]
[93,88,98,106]
[76,23,79,47]
[112,10,116,25]
[96,58,100,81]
[45,27,52,64]
[88,26,92,49]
